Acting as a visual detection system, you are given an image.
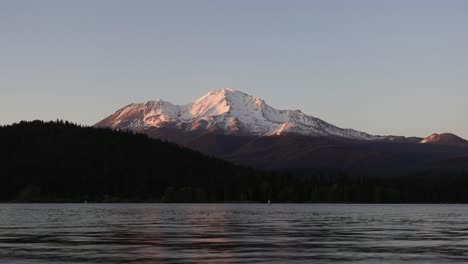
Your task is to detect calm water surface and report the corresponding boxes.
[1,204,468,263]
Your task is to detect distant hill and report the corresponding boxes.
[122,130,468,175]
[420,133,468,147]
[183,134,468,173]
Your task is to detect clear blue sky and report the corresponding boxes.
[1,0,467,138]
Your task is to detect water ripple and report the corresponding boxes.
[1,204,468,263]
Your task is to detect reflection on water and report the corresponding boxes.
[1,204,468,263]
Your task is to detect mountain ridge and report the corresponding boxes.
[95,88,466,146]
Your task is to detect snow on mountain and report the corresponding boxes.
[95,88,382,140]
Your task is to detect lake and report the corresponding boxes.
[1,204,468,263]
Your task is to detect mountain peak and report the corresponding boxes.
[191,88,242,117]
[213,87,237,93]
[204,88,250,99]
[192,88,265,117]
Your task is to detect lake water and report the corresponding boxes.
[1,204,468,263]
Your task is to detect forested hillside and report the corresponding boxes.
[0,121,285,202]
[1,121,468,203]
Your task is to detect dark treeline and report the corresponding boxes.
[1,120,468,203]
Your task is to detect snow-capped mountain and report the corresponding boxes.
[95,88,382,140]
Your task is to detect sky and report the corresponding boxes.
[1,0,467,138]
